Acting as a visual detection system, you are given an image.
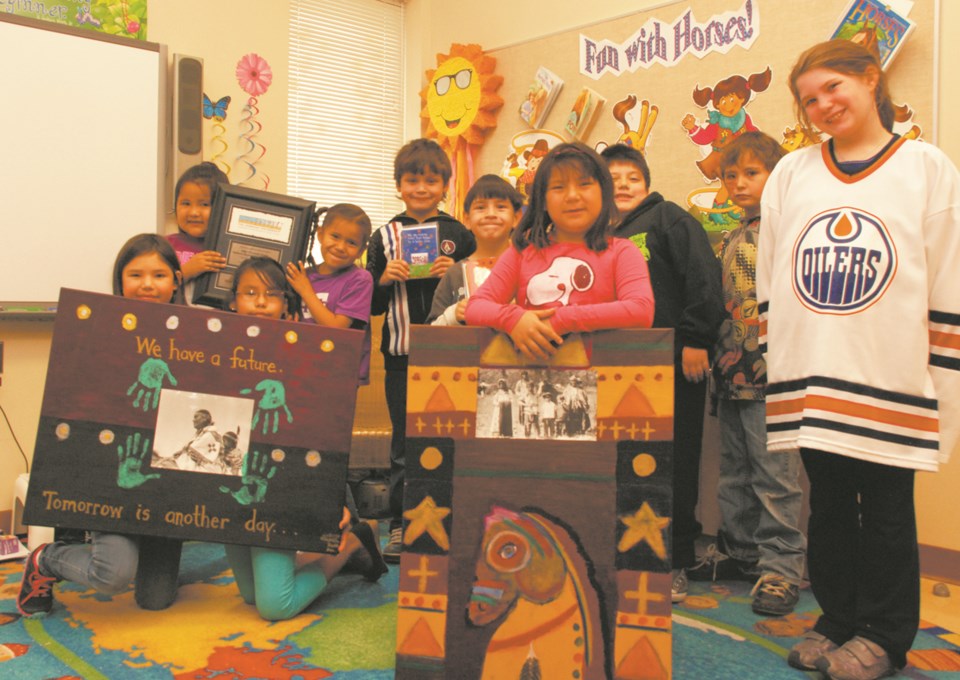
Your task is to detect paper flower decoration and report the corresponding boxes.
[236,53,273,97]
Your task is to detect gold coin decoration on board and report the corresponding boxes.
[320,339,334,352]
[632,453,657,477]
[121,313,137,331]
[420,446,443,470]
[76,305,92,320]
[285,330,298,344]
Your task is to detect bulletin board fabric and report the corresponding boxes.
[477,0,936,225]
[0,13,165,313]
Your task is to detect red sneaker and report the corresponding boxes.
[17,544,57,616]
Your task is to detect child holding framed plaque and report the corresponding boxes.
[286,203,375,384]
[167,162,230,283]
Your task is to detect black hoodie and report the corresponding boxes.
[366,211,475,369]
[613,192,723,359]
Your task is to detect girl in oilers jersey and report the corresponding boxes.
[757,40,960,680]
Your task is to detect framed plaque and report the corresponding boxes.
[193,183,317,308]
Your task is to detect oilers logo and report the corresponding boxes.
[792,207,897,314]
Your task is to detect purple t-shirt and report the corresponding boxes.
[167,232,205,266]
[302,265,374,384]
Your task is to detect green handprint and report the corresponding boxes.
[219,450,277,505]
[240,379,293,435]
[117,432,161,489]
[127,358,178,411]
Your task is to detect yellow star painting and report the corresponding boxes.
[403,495,452,551]
[618,501,670,560]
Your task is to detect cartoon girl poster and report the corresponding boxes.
[681,67,771,223]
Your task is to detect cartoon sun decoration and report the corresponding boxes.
[420,44,504,221]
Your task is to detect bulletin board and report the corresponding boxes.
[476,0,936,241]
[0,13,166,316]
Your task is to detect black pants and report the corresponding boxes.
[385,367,408,531]
[134,536,182,610]
[672,370,707,568]
[802,449,919,669]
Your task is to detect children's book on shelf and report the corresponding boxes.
[830,0,916,69]
[519,66,563,128]
[563,87,606,141]
[400,222,440,278]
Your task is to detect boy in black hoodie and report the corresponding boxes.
[601,144,723,602]
[366,139,475,561]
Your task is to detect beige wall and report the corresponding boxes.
[2,0,957,556]
[151,0,290,231]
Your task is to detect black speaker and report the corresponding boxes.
[168,54,204,224]
[174,55,203,155]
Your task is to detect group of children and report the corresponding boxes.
[18,39,960,680]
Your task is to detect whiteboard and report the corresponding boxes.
[0,14,166,314]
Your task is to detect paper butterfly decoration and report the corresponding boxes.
[203,94,231,121]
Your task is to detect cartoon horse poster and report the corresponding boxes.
[395,326,675,679]
[681,67,772,228]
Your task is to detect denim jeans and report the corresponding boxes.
[40,532,139,596]
[716,399,805,583]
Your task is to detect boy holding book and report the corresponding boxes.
[366,139,475,561]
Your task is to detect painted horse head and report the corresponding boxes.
[467,506,609,679]
[468,506,567,626]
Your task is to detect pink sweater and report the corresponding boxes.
[465,238,655,334]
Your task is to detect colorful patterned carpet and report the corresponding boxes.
[1,541,958,679]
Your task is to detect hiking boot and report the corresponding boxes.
[687,544,759,582]
[751,573,800,616]
[383,526,403,564]
[349,522,388,582]
[18,544,57,616]
[788,630,839,670]
[671,568,688,603]
[815,636,895,680]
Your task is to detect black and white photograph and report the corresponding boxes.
[475,367,597,441]
[152,389,255,476]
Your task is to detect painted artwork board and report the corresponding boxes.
[24,289,363,553]
[395,326,675,680]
